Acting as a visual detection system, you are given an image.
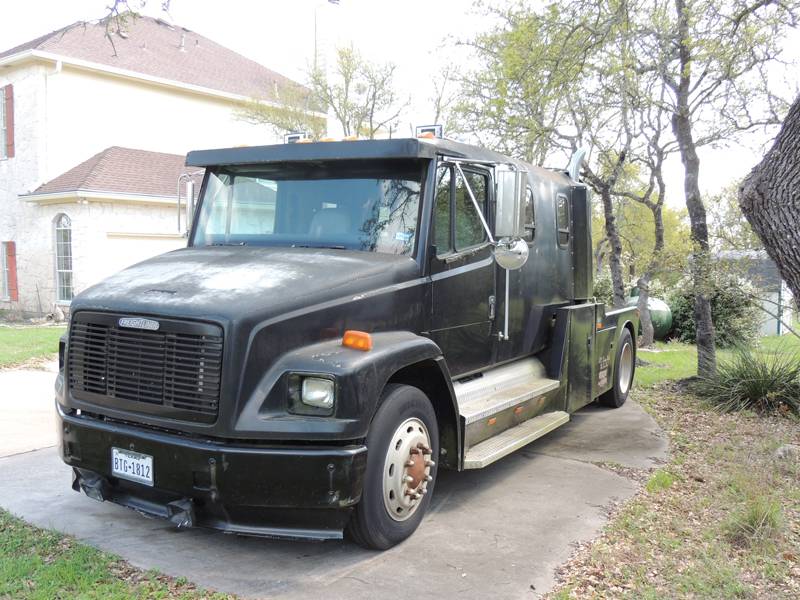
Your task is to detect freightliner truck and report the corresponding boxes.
[56,135,638,550]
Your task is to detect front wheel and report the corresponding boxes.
[599,327,635,408]
[347,384,439,550]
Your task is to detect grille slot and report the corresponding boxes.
[68,314,223,422]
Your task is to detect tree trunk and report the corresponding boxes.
[600,186,626,307]
[740,94,800,301]
[671,0,716,377]
[636,275,654,346]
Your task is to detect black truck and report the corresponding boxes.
[56,136,638,549]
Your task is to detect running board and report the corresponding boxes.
[463,411,569,469]
[455,358,560,425]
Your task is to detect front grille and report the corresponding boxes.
[68,312,223,423]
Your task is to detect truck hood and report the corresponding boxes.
[72,246,421,323]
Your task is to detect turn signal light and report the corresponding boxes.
[343,330,373,351]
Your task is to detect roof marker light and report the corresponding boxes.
[342,330,373,351]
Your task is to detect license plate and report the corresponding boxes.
[111,448,153,486]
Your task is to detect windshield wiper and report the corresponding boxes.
[211,242,247,246]
[292,244,347,250]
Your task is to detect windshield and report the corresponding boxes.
[192,160,425,255]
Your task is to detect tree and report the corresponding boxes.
[236,83,326,140]
[740,94,800,301]
[631,0,798,375]
[456,2,637,307]
[310,46,406,139]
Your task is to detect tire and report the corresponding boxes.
[599,327,635,408]
[347,384,439,550]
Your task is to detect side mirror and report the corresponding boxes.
[494,166,528,271]
[494,166,527,239]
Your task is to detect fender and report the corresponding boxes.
[234,331,456,443]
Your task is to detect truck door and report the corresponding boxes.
[428,162,496,376]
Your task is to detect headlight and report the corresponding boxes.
[301,377,335,409]
[288,374,336,416]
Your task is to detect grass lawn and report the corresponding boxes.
[0,510,229,599]
[636,333,800,388]
[0,326,66,369]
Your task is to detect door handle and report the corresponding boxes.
[488,295,496,320]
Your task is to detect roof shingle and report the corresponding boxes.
[0,16,296,100]
[30,146,201,198]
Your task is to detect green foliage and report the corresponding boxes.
[708,181,763,252]
[593,270,614,306]
[695,345,800,415]
[668,273,760,347]
[236,82,326,139]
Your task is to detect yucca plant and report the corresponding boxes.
[695,345,800,415]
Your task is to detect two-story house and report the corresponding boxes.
[0,16,317,316]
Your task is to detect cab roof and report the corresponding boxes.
[186,137,521,168]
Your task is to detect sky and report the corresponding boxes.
[2,0,797,208]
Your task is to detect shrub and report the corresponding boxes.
[724,494,783,546]
[694,346,800,414]
[668,273,760,347]
[593,270,614,306]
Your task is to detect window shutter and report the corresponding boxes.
[5,242,18,302]
[4,85,13,159]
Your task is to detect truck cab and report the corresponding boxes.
[56,137,638,549]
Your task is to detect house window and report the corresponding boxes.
[55,214,73,302]
[0,88,6,160]
[0,243,8,299]
[1,84,13,160]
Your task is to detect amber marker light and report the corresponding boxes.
[417,132,435,138]
[342,330,373,351]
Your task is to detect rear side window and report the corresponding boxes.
[556,193,569,247]
[524,187,535,241]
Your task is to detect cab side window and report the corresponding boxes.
[556,193,570,247]
[454,168,488,251]
[434,166,452,254]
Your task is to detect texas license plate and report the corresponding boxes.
[111,447,153,486]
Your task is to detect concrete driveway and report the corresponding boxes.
[0,365,667,599]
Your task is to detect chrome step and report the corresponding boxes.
[455,358,560,425]
[463,411,569,469]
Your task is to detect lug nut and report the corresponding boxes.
[403,475,414,483]
[425,459,436,467]
[405,460,415,467]
[425,475,433,482]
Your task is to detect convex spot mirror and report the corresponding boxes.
[494,237,529,270]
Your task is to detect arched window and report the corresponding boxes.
[55,214,73,302]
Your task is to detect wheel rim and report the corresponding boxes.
[619,341,633,395]
[382,417,434,522]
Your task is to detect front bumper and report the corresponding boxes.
[58,404,367,540]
